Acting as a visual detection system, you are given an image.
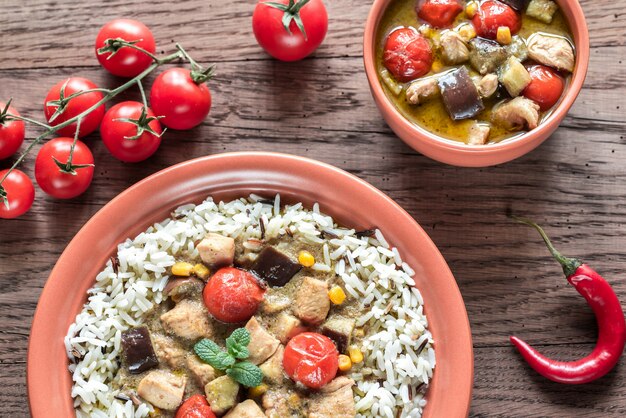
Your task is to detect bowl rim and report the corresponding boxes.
[363,0,590,155]
[27,152,473,417]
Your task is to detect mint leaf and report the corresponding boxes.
[194,339,235,370]
[226,328,251,359]
[227,361,263,388]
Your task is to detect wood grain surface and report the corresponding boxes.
[1,0,625,416]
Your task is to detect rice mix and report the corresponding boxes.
[65,195,435,418]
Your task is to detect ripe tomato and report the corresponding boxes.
[0,169,35,219]
[283,332,338,389]
[150,68,212,130]
[383,27,433,83]
[35,137,94,199]
[0,102,25,160]
[252,0,328,62]
[44,77,105,138]
[472,0,521,40]
[175,395,217,418]
[100,101,163,163]
[522,65,565,111]
[417,0,463,28]
[95,19,156,78]
[203,267,265,323]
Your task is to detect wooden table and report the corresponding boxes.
[1,0,625,416]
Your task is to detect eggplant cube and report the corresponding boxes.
[121,327,159,374]
[469,38,507,75]
[500,0,529,11]
[527,0,558,23]
[438,67,485,121]
[251,246,302,287]
[499,56,532,97]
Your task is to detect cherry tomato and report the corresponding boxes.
[522,65,565,111]
[175,395,217,418]
[283,332,338,389]
[35,137,94,199]
[417,0,463,28]
[0,169,35,219]
[383,27,433,83]
[472,0,521,40]
[150,68,212,130]
[252,0,328,62]
[43,77,105,138]
[0,102,25,160]
[203,267,265,323]
[100,101,163,163]
[95,19,156,78]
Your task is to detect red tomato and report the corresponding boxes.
[472,0,521,39]
[203,267,265,323]
[0,169,35,219]
[252,0,328,62]
[283,332,338,389]
[100,101,163,163]
[175,395,217,418]
[522,65,565,111]
[383,27,433,83]
[0,102,25,160]
[43,78,105,138]
[150,68,212,130]
[95,19,156,78]
[35,137,94,199]
[417,0,463,28]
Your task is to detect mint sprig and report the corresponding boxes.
[227,361,263,388]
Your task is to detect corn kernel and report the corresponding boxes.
[497,26,512,45]
[172,261,194,276]
[248,383,268,398]
[348,346,364,364]
[298,250,315,267]
[328,286,347,305]
[431,59,444,73]
[338,354,352,372]
[193,263,210,280]
[466,1,478,18]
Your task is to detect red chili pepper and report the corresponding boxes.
[509,217,626,384]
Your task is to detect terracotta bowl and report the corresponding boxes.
[363,0,590,167]
[27,152,473,417]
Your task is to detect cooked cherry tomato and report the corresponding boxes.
[35,137,94,199]
[0,169,35,219]
[150,68,212,130]
[175,394,217,418]
[252,0,328,62]
[417,0,463,28]
[0,102,25,160]
[522,65,565,111]
[43,77,105,138]
[95,19,156,78]
[283,332,338,389]
[203,267,265,323]
[100,101,163,163]
[383,27,433,83]
[472,0,521,40]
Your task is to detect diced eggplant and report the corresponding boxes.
[438,67,485,121]
[321,316,356,353]
[164,277,204,302]
[469,38,507,75]
[121,327,159,374]
[500,0,529,11]
[498,56,531,97]
[205,376,240,415]
[526,0,558,24]
[251,247,302,287]
[506,36,528,62]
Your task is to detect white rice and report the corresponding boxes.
[65,195,435,418]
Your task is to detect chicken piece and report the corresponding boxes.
[245,317,280,365]
[468,123,491,146]
[477,74,499,98]
[440,31,469,64]
[160,299,213,340]
[321,316,356,353]
[205,376,240,415]
[137,370,186,411]
[151,334,186,369]
[197,233,235,267]
[263,389,297,418]
[526,0,558,23]
[224,400,266,418]
[406,77,440,105]
[492,97,541,130]
[260,345,285,384]
[498,56,531,97]
[308,377,356,418]
[527,33,575,72]
[294,277,330,325]
[469,38,507,75]
[186,355,217,387]
[261,294,291,315]
[270,312,302,344]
